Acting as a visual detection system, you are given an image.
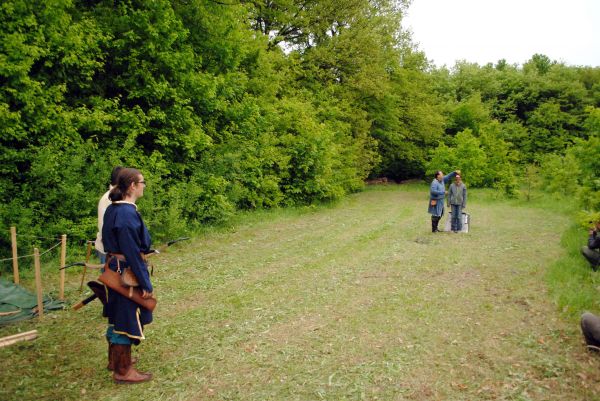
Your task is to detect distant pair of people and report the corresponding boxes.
[428,170,467,233]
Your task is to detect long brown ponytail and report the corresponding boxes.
[109,168,142,201]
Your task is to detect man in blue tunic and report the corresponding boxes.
[428,170,460,232]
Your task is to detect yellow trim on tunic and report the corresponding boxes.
[103,279,146,341]
[113,307,145,340]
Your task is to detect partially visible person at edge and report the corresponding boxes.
[95,166,123,264]
[581,312,600,351]
[581,219,600,270]
[102,168,154,384]
[447,174,467,233]
[428,170,460,233]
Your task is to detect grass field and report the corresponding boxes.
[1,185,600,401]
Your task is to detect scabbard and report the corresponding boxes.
[73,294,97,310]
[87,281,107,305]
[97,268,157,312]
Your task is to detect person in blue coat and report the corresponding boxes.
[428,170,460,232]
[102,167,154,384]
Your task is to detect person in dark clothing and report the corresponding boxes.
[102,168,154,384]
[581,312,600,350]
[581,219,600,270]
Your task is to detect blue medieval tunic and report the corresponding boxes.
[427,172,457,217]
[102,202,153,343]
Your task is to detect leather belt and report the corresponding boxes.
[107,253,148,262]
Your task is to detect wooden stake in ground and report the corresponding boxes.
[10,226,19,284]
[79,241,93,291]
[0,330,38,348]
[33,248,43,319]
[59,234,66,300]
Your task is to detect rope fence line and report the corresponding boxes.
[1,236,95,259]
[2,231,95,242]
[5,235,92,244]
[39,241,63,257]
[15,234,63,241]
[0,241,62,263]
[3,227,71,308]
[3,225,188,317]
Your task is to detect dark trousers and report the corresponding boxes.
[581,246,600,269]
[431,212,443,232]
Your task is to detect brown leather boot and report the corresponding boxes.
[112,344,152,384]
[107,342,115,371]
[107,342,137,371]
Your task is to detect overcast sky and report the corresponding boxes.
[403,0,600,67]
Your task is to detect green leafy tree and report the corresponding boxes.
[426,129,485,185]
[445,93,491,135]
[537,152,581,196]
[523,53,554,75]
[568,109,600,210]
[525,101,578,158]
[426,128,516,195]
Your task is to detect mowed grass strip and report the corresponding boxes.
[1,186,599,401]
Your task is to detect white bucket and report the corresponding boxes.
[444,212,470,233]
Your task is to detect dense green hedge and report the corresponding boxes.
[0,0,432,255]
[1,1,599,263]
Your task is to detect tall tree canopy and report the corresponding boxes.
[1,0,599,260]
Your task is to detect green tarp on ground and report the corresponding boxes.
[0,279,64,326]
